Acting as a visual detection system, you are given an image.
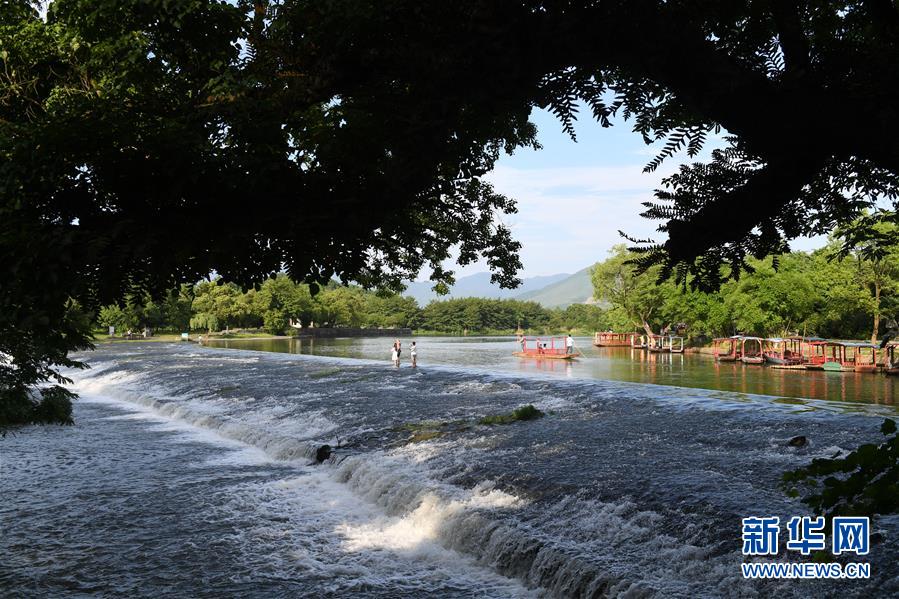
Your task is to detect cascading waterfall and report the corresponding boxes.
[5,342,896,598]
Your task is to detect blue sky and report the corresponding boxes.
[435,106,826,280]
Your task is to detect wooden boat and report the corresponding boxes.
[885,343,899,376]
[740,337,764,364]
[843,342,879,373]
[645,334,685,354]
[647,334,667,353]
[515,336,580,360]
[593,332,634,347]
[763,337,804,366]
[713,336,742,361]
[805,340,879,372]
[804,340,843,371]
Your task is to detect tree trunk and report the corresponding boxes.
[872,280,881,345]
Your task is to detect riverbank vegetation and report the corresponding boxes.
[91,224,898,347]
[93,275,610,337]
[785,419,899,517]
[594,231,899,345]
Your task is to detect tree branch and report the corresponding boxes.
[663,154,826,265]
[771,1,810,74]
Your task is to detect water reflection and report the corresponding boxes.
[207,336,897,406]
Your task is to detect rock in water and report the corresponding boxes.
[315,444,332,463]
[787,436,808,448]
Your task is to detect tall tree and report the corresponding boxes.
[0,0,525,423]
[5,0,899,424]
[591,245,666,333]
[833,211,899,343]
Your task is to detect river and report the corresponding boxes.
[2,338,897,597]
[208,335,898,406]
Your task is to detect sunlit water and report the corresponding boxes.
[209,336,898,406]
[2,339,898,597]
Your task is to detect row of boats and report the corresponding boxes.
[593,332,685,353]
[520,332,899,375]
[514,332,686,360]
[711,335,899,374]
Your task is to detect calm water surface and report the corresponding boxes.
[208,336,898,407]
[2,339,897,598]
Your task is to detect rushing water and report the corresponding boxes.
[208,336,899,406]
[2,340,898,597]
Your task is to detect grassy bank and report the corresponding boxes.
[91,330,287,343]
[411,329,595,337]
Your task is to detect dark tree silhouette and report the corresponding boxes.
[3,0,899,423]
[279,0,899,286]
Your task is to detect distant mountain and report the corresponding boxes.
[515,267,597,308]
[403,272,570,306]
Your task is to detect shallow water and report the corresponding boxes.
[208,336,899,406]
[2,341,898,597]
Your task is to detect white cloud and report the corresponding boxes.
[483,163,677,275]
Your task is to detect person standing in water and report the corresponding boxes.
[391,345,399,367]
[393,338,402,365]
[410,341,417,368]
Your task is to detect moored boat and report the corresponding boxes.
[804,340,879,373]
[631,333,648,349]
[667,336,685,353]
[647,334,667,353]
[804,340,843,370]
[885,343,899,376]
[842,342,879,373]
[713,336,742,362]
[763,337,804,366]
[740,337,764,364]
[593,332,634,347]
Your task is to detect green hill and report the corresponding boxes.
[515,267,597,308]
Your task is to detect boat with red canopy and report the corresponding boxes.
[713,336,742,361]
[885,342,899,376]
[804,340,844,371]
[593,332,635,347]
[842,342,879,373]
[763,337,804,366]
[514,336,580,360]
[805,340,879,372]
[740,337,764,364]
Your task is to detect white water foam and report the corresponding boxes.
[68,369,538,596]
[72,368,333,462]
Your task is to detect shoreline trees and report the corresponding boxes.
[91,235,899,344]
[591,242,899,343]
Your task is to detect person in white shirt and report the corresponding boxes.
[410,341,417,368]
[391,346,398,367]
[566,334,574,354]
